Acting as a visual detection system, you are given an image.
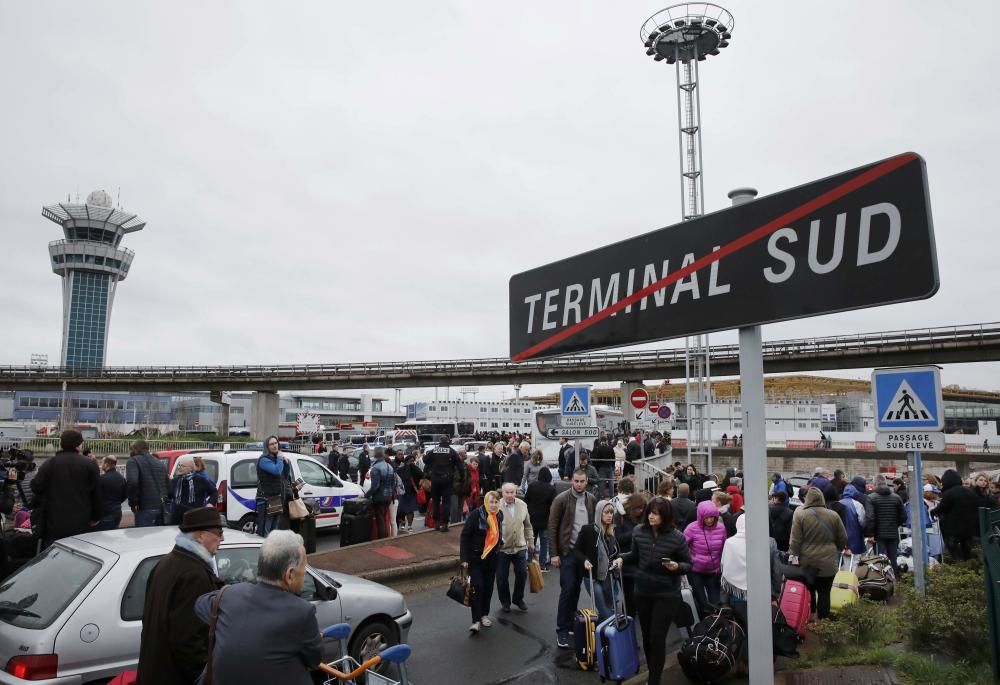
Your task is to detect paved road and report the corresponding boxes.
[398,570,684,685]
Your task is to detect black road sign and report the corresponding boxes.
[509,152,936,361]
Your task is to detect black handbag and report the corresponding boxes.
[446,567,472,606]
[772,604,800,657]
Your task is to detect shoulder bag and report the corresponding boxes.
[288,495,309,520]
[200,585,229,685]
[256,457,285,515]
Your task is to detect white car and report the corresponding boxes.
[170,450,365,533]
[0,528,412,684]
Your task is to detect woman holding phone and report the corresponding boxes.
[613,497,692,685]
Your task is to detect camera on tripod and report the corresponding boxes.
[0,447,36,482]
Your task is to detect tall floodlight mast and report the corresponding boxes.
[640,4,734,474]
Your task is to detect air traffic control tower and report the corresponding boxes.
[43,190,146,368]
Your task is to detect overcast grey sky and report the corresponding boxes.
[2,1,998,402]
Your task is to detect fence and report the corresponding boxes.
[2,437,253,457]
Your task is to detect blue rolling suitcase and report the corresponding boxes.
[595,571,640,683]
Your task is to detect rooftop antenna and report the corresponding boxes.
[117,186,121,209]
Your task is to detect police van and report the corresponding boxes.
[169,449,365,533]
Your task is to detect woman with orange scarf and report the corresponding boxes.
[460,490,503,634]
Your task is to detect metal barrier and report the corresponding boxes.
[1,437,253,456]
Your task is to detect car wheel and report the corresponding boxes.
[238,514,257,535]
[349,620,396,681]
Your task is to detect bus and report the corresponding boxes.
[393,420,476,446]
[531,406,624,471]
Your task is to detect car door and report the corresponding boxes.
[227,457,261,532]
[216,546,343,663]
[294,457,355,530]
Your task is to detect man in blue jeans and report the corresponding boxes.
[497,483,534,613]
[547,469,596,648]
[126,440,169,527]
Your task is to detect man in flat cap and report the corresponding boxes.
[137,506,225,685]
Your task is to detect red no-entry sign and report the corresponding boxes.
[630,389,648,410]
[648,400,660,414]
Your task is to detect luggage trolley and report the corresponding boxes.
[319,623,412,685]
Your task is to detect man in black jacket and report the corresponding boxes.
[31,429,100,548]
[867,474,906,573]
[357,447,371,485]
[424,438,460,531]
[934,468,993,561]
[768,491,794,551]
[591,432,616,499]
[126,439,170,528]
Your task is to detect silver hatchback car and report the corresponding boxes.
[0,528,412,684]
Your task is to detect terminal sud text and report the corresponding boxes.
[509,152,937,360]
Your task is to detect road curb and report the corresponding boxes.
[358,556,459,582]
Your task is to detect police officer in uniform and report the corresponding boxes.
[424,437,461,531]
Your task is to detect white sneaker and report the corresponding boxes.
[480,616,493,627]
[469,622,481,634]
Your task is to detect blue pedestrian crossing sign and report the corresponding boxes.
[560,384,591,417]
[872,366,943,432]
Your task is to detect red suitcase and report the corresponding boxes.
[779,579,811,639]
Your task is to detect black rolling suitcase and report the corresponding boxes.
[340,514,372,547]
[342,497,371,518]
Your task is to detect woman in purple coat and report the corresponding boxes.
[683,500,728,617]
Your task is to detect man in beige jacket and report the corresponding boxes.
[496,482,534,613]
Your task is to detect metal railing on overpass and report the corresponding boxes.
[2,322,999,391]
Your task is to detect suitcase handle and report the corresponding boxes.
[587,566,598,615]
[838,553,858,573]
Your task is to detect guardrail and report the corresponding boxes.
[0,437,254,456]
[0,322,997,384]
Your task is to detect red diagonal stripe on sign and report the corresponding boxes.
[512,152,919,362]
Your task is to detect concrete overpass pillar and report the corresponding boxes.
[620,380,644,423]
[251,391,280,439]
[954,457,971,479]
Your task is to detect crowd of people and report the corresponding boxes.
[6,429,1000,685]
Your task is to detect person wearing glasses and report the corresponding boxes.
[137,507,225,685]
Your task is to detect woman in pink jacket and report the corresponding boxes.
[683,500,728,617]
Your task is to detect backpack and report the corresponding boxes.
[856,552,895,601]
[677,608,746,684]
[394,471,406,498]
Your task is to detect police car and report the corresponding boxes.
[169,449,365,533]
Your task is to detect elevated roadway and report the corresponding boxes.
[2,322,999,392]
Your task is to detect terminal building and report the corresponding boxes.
[280,394,404,430]
[43,190,146,368]
[405,400,537,433]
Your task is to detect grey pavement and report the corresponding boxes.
[399,571,692,685]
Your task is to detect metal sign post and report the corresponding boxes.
[907,450,928,595]
[730,188,774,684]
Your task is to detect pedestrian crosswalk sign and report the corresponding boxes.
[561,385,591,417]
[872,366,943,432]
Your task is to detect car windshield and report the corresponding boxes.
[0,545,102,629]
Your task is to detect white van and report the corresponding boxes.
[170,449,365,533]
